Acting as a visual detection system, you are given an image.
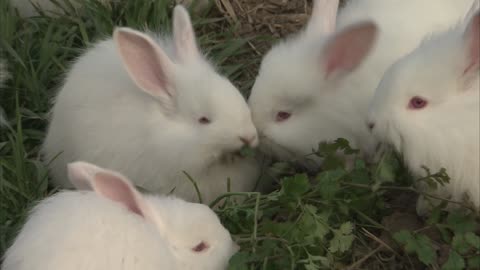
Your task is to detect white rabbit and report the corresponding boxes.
[368,7,480,215]
[2,161,239,270]
[248,0,475,168]
[42,5,260,204]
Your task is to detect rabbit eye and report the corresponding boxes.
[192,241,209,252]
[408,96,428,110]
[276,111,291,122]
[198,117,211,124]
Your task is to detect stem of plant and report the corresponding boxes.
[209,191,261,208]
[252,192,260,253]
[342,182,476,212]
[182,171,203,204]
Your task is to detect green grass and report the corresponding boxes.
[0,1,479,269]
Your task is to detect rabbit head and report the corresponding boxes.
[249,0,377,163]
[368,11,480,209]
[68,161,239,270]
[113,6,257,163]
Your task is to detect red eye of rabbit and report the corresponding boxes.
[198,117,211,124]
[275,111,291,122]
[408,96,428,110]
[192,241,209,252]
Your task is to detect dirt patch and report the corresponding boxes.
[217,0,310,41]
[214,0,347,53]
[211,0,347,92]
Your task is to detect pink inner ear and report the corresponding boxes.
[322,22,378,77]
[463,13,480,75]
[94,172,144,217]
[115,29,172,98]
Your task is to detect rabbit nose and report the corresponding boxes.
[239,135,257,147]
[367,122,375,131]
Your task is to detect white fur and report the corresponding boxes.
[368,7,480,214]
[2,162,238,270]
[249,0,475,167]
[42,6,260,203]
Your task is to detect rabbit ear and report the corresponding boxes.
[461,11,480,76]
[307,0,339,35]
[321,21,378,78]
[67,161,105,190]
[465,0,480,22]
[67,162,147,217]
[114,28,176,110]
[93,172,146,217]
[173,5,200,62]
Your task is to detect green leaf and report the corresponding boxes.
[334,138,360,155]
[465,232,480,249]
[314,138,359,169]
[238,146,255,157]
[354,159,366,169]
[426,206,442,225]
[437,225,452,243]
[468,255,480,269]
[227,252,250,270]
[393,230,414,246]
[322,155,346,170]
[304,263,319,270]
[451,234,471,255]
[314,218,330,241]
[414,235,437,266]
[329,222,355,253]
[339,222,353,235]
[447,212,477,233]
[349,168,370,185]
[302,205,331,241]
[269,161,296,176]
[281,174,310,199]
[298,214,320,243]
[263,220,295,237]
[329,233,354,254]
[393,231,437,266]
[441,250,465,270]
[316,169,346,200]
[304,204,318,214]
[372,149,400,191]
[375,155,398,184]
[310,255,330,267]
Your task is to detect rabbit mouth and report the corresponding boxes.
[376,122,405,155]
[216,147,253,165]
[218,151,245,164]
[259,135,297,160]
